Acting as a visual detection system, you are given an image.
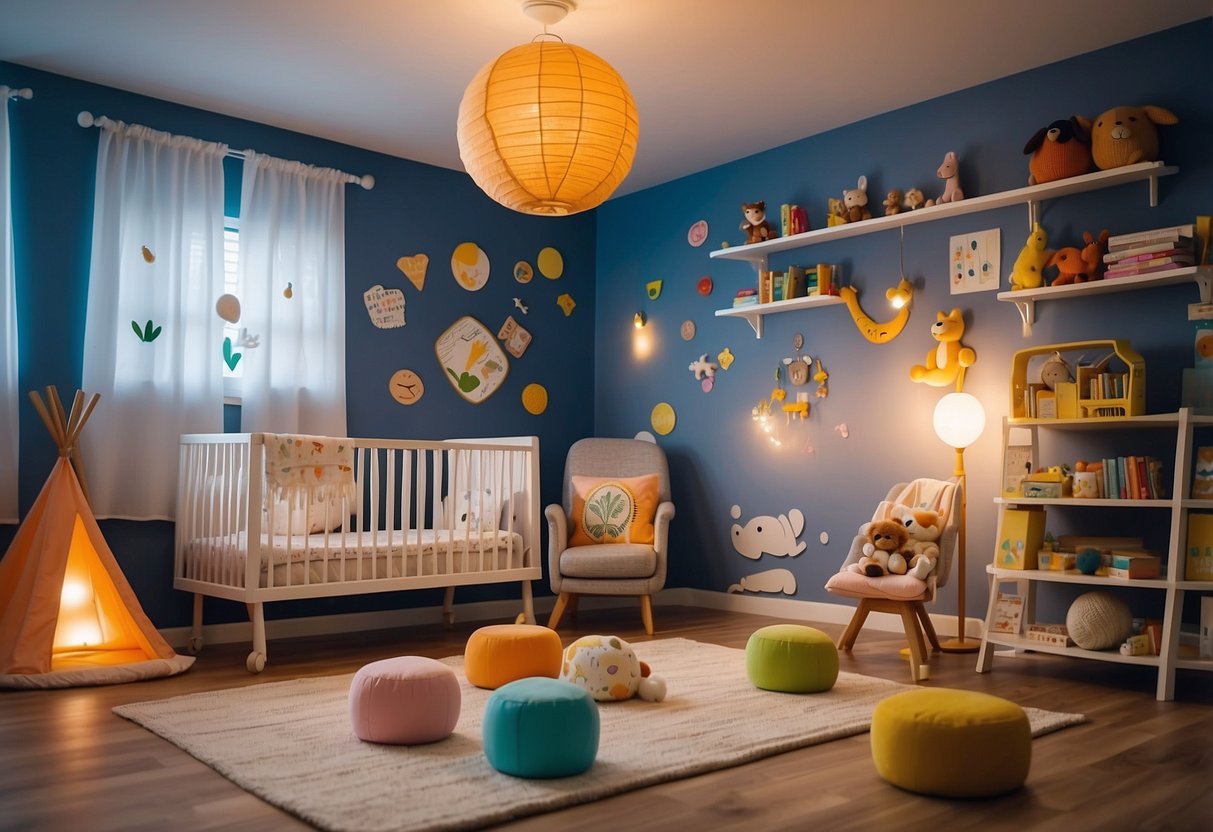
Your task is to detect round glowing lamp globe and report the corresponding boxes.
[933,392,985,449]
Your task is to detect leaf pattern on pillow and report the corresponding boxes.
[587,489,628,539]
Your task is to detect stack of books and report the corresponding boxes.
[1104,224,1194,278]
[733,288,758,308]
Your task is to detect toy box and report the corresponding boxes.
[995,508,1046,569]
[1186,514,1213,580]
[1026,624,1073,647]
[1038,550,1077,572]
[1106,550,1161,579]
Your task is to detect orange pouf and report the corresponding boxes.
[464,624,562,689]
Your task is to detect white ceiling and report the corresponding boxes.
[1,0,1208,197]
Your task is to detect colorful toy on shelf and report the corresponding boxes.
[1024,117,1092,185]
[826,197,846,227]
[903,188,926,211]
[1039,351,1073,390]
[909,308,976,388]
[924,151,964,206]
[839,176,872,223]
[1048,229,1110,285]
[1079,105,1178,170]
[883,189,903,216]
[838,277,914,344]
[1008,340,1145,420]
[740,201,778,245]
[1009,223,1053,290]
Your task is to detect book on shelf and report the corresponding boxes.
[1106,549,1161,579]
[1104,257,1194,279]
[1104,241,1193,263]
[1107,224,1194,250]
[758,270,774,304]
[1025,624,1073,647]
[991,592,1024,634]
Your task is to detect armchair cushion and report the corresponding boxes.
[568,474,660,546]
[559,544,657,579]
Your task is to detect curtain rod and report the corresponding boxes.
[2,87,33,101]
[75,111,375,190]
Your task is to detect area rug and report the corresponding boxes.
[114,638,1084,831]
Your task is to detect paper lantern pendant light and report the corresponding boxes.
[457,2,638,216]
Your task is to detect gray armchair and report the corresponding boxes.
[545,438,675,635]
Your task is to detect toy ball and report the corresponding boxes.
[1066,591,1132,650]
[1076,547,1103,575]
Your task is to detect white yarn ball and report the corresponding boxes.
[1065,591,1132,650]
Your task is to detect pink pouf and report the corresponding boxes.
[348,656,461,745]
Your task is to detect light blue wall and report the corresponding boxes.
[0,61,597,627]
[594,20,1212,623]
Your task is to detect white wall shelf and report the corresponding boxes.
[713,293,844,338]
[999,266,1212,336]
[709,162,1177,339]
[708,162,1177,269]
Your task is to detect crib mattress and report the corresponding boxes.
[183,528,527,588]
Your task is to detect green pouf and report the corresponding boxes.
[482,677,599,778]
[745,623,839,693]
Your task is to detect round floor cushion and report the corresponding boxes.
[482,677,600,778]
[745,623,839,693]
[871,687,1031,797]
[464,623,563,689]
[348,656,461,745]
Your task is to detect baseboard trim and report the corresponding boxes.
[160,588,982,649]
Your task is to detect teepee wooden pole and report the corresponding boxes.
[47,387,68,440]
[28,390,64,450]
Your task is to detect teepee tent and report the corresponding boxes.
[0,387,193,688]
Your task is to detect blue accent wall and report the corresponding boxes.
[0,61,596,626]
[594,20,1212,622]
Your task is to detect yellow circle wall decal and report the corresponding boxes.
[537,247,564,279]
[650,402,676,435]
[521,383,548,415]
[451,242,490,291]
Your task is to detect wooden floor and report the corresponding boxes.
[2,605,1212,831]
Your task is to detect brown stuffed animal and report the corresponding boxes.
[740,201,778,245]
[850,518,910,577]
[1078,105,1178,170]
[1024,117,1092,184]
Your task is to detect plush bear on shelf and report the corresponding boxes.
[893,505,943,580]
[740,201,778,245]
[840,176,872,223]
[849,518,910,577]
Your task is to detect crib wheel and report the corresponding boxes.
[187,636,204,654]
[246,651,266,674]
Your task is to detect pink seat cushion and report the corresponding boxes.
[349,656,461,745]
[824,570,930,601]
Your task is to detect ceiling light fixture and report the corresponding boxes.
[457,0,639,216]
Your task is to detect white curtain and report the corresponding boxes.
[81,120,227,520]
[237,151,346,436]
[0,89,20,523]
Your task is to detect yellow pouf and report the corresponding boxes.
[871,688,1031,797]
[464,624,562,690]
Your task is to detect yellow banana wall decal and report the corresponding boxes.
[838,277,913,344]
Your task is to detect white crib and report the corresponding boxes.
[174,433,541,672]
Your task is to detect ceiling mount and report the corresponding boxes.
[522,0,575,27]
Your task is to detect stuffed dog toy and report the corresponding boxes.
[1078,105,1178,170]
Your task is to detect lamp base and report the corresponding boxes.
[939,637,981,654]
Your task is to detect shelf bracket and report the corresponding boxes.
[1012,298,1035,337]
[1027,200,1038,230]
[744,312,764,339]
[1148,173,1158,208]
[1197,271,1211,304]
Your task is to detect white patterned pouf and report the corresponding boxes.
[1065,591,1132,650]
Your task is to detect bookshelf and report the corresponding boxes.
[708,161,1177,338]
[977,408,1213,700]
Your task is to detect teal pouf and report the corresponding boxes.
[745,623,839,693]
[482,677,599,778]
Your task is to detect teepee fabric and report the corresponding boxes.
[0,389,193,688]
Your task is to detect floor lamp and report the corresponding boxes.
[932,390,985,653]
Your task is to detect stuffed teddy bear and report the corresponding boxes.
[840,176,872,223]
[892,505,943,581]
[883,189,903,216]
[826,197,847,227]
[1024,117,1092,185]
[560,635,667,702]
[909,308,976,387]
[740,201,778,245]
[848,518,910,577]
[903,188,926,211]
[1009,223,1053,290]
[1078,105,1178,170]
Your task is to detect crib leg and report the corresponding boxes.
[245,602,267,673]
[188,593,205,654]
[442,586,456,629]
[520,580,535,625]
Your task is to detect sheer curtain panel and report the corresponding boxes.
[81,120,227,519]
[0,89,19,523]
[237,151,346,436]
